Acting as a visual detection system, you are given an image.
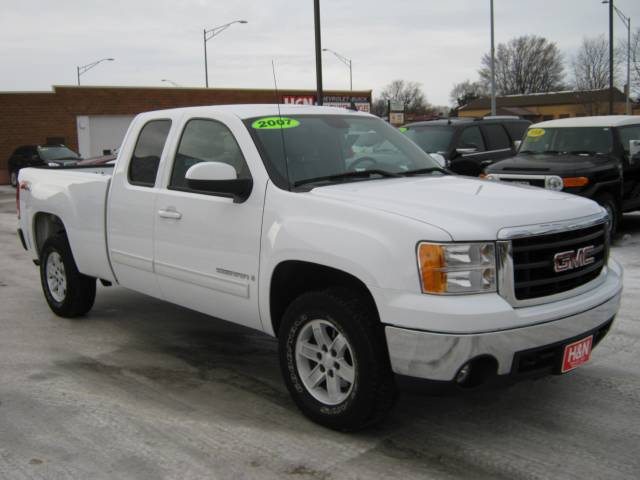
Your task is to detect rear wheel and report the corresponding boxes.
[278,287,397,431]
[40,235,96,317]
[595,193,619,236]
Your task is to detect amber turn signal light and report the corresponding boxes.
[418,244,446,293]
[563,177,589,188]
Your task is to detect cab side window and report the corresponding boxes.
[482,124,511,150]
[459,126,485,152]
[128,120,172,187]
[169,119,250,190]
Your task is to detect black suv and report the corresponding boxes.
[484,116,640,234]
[8,144,81,186]
[401,116,531,176]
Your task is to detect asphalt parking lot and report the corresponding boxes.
[1,184,639,480]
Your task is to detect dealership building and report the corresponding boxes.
[0,85,372,185]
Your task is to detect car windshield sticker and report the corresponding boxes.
[398,127,408,132]
[527,128,546,138]
[251,117,300,129]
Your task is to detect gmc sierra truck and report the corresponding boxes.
[16,105,623,431]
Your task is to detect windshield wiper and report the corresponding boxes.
[293,169,399,188]
[400,167,449,176]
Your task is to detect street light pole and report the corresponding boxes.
[314,0,324,105]
[204,29,209,88]
[76,58,115,86]
[322,48,353,91]
[609,0,614,114]
[203,20,248,88]
[490,0,496,116]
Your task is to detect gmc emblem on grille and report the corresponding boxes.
[553,245,595,273]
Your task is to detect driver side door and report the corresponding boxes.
[153,115,265,330]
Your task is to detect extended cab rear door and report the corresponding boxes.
[152,112,266,330]
[107,117,174,298]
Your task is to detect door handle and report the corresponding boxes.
[158,209,182,220]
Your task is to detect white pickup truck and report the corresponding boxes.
[16,105,623,431]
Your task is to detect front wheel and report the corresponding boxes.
[9,169,18,187]
[595,193,619,236]
[278,288,397,431]
[40,235,96,317]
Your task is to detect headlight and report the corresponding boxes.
[484,174,499,181]
[47,162,60,167]
[417,242,496,294]
[545,175,563,191]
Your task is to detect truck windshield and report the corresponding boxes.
[38,146,80,161]
[520,127,613,156]
[401,126,453,153]
[245,114,443,189]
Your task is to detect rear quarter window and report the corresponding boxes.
[128,120,172,187]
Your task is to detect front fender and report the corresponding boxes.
[258,183,451,334]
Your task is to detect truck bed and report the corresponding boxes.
[18,167,116,283]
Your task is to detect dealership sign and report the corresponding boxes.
[282,94,370,113]
[282,95,316,105]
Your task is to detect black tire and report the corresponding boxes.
[9,169,18,187]
[278,287,397,431]
[39,235,96,318]
[595,193,619,236]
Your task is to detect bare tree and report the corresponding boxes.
[479,35,565,95]
[379,80,430,114]
[449,80,487,108]
[572,35,620,91]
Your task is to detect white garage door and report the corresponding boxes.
[76,115,135,158]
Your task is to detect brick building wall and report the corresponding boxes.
[0,86,371,184]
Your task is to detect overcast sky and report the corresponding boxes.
[1,0,639,105]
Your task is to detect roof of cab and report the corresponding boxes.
[533,115,640,129]
[137,104,370,120]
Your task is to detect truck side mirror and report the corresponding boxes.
[185,161,252,203]
[630,140,640,165]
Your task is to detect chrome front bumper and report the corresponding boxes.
[385,289,622,382]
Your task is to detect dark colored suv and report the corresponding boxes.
[484,116,640,234]
[8,144,81,186]
[401,116,531,176]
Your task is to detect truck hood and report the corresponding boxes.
[485,153,613,176]
[310,176,603,241]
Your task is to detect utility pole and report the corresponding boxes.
[626,15,631,115]
[314,0,323,105]
[490,0,496,116]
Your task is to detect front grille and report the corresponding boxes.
[511,223,607,300]
[500,178,545,188]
